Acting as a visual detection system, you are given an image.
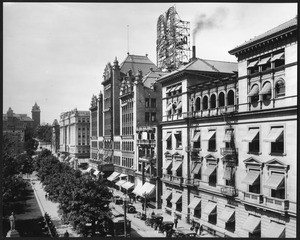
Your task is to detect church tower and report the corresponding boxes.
[31,102,41,129]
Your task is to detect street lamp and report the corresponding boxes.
[123,195,130,237]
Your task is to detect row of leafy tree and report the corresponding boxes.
[2,135,36,215]
[35,149,113,237]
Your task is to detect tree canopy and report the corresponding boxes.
[35,124,52,142]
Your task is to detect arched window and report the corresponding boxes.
[195,97,201,111]
[210,94,216,109]
[219,92,225,107]
[228,90,235,105]
[275,79,285,98]
[202,96,208,110]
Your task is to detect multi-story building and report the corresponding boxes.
[227,16,297,238]
[59,108,90,159]
[51,119,60,154]
[157,16,297,238]
[91,53,166,208]
[3,106,35,154]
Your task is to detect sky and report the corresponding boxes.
[3,2,297,124]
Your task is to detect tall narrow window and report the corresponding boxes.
[202,96,208,110]
[145,98,150,108]
[227,90,235,106]
[242,128,260,153]
[210,94,216,109]
[275,79,285,98]
[264,126,284,154]
[175,132,182,149]
[195,97,201,111]
[219,92,225,107]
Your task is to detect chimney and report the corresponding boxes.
[192,46,196,59]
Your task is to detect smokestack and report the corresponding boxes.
[192,45,196,60]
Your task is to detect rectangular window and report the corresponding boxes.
[249,130,259,153]
[151,112,156,122]
[243,127,260,153]
[208,130,216,151]
[145,98,150,108]
[151,98,156,108]
[145,112,150,122]
[175,132,182,149]
[164,132,172,150]
[264,126,284,155]
[192,130,201,149]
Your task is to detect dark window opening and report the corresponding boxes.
[227,90,235,106]
[275,80,285,98]
[203,96,208,110]
[219,92,225,107]
[249,132,259,153]
[195,97,201,111]
[210,94,216,109]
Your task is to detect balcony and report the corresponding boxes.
[162,173,172,182]
[182,112,194,119]
[221,186,238,197]
[185,146,201,153]
[184,178,194,186]
[172,175,183,186]
[220,147,238,156]
[202,109,209,117]
[137,139,156,145]
[264,196,289,211]
[242,191,264,205]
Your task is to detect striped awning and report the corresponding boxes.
[219,207,235,223]
[271,52,284,62]
[171,161,182,171]
[122,182,135,190]
[202,130,216,141]
[203,165,217,177]
[203,201,216,216]
[264,221,285,238]
[242,215,261,234]
[188,198,201,210]
[175,102,182,110]
[164,160,172,169]
[264,174,284,190]
[264,127,283,142]
[258,57,271,65]
[248,60,258,67]
[242,128,259,142]
[192,163,201,174]
[171,193,182,204]
[191,131,201,142]
[162,132,172,141]
[107,172,120,181]
[162,190,172,200]
[259,82,271,95]
[138,182,156,197]
[242,171,260,185]
[132,181,143,196]
[248,85,259,97]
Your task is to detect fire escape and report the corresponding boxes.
[220,111,238,197]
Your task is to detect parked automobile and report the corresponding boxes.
[150,215,164,229]
[173,228,197,237]
[122,203,136,213]
[158,221,174,233]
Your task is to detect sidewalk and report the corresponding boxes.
[110,188,215,238]
[29,173,81,237]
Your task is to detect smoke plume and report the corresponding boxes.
[192,7,228,45]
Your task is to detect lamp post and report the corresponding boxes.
[123,196,130,237]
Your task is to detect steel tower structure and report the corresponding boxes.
[156,6,191,71]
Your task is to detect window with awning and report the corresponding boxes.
[203,201,216,216]
[174,85,182,91]
[248,60,258,68]
[171,193,182,203]
[175,102,182,110]
[242,215,261,233]
[144,164,151,171]
[203,164,217,177]
[192,163,201,174]
[242,128,259,142]
[242,170,260,185]
[264,127,283,142]
[264,173,284,190]
[142,131,148,140]
[271,52,284,62]
[264,221,285,238]
[188,198,201,210]
[259,82,271,95]
[219,207,235,223]
[171,161,182,171]
[162,190,172,200]
[164,160,172,170]
[166,104,173,112]
[248,85,259,97]
[162,132,172,141]
[202,130,216,141]
[191,131,201,142]
[257,57,271,65]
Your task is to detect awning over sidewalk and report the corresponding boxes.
[107,172,121,181]
[219,207,235,223]
[132,181,143,196]
[242,215,261,234]
[115,179,127,187]
[122,182,135,190]
[188,198,201,210]
[263,221,285,238]
[118,173,127,179]
[138,182,156,197]
[93,170,100,176]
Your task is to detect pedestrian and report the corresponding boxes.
[151,211,155,216]
[64,230,69,237]
[199,224,203,235]
[194,223,199,235]
[45,193,47,200]
[174,216,178,228]
[142,202,145,211]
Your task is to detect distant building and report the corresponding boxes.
[31,102,41,129]
[59,108,90,158]
[51,119,60,153]
[3,107,34,154]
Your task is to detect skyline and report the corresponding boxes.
[3,2,297,124]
